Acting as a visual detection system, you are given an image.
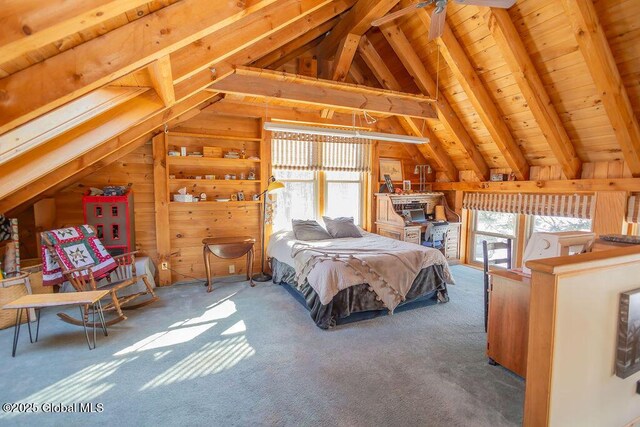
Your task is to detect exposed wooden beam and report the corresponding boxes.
[357,36,457,181]
[561,0,640,177]
[483,8,581,180]
[317,0,400,60]
[380,22,490,181]
[1,92,216,214]
[148,55,175,107]
[0,0,280,134]
[414,6,530,181]
[252,18,338,69]
[332,33,361,81]
[432,178,640,193]
[0,0,151,65]
[0,86,148,164]
[152,132,171,286]
[170,0,339,84]
[173,1,355,104]
[0,91,164,202]
[209,66,437,119]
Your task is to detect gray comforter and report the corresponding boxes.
[272,258,450,329]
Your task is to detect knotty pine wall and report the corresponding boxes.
[54,143,158,261]
[164,112,263,283]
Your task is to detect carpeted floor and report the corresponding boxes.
[0,265,523,426]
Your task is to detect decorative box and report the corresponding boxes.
[203,147,223,158]
[173,194,193,202]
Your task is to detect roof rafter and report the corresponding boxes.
[317,0,400,62]
[483,8,581,180]
[0,0,152,65]
[380,22,490,181]
[1,91,217,214]
[251,18,339,69]
[0,86,148,164]
[173,1,356,105]
[414,5,530,181]
[561,0,640,177]
[0,0,280,134]
[357,36,457,181]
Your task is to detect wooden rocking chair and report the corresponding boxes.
[41,226,159,327]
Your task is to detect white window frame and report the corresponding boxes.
[323,171,366,226]
[468,210,519,267]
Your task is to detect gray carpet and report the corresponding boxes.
[0,265,523,426]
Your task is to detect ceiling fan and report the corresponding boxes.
[372,0,516,41]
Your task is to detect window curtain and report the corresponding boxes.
[271,131,371,172]
[627,193,640,223]
[462,192,595,219]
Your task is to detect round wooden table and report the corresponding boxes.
[202,236,256,293]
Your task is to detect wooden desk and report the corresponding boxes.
[3,290,110,357]
[487,269,530,378]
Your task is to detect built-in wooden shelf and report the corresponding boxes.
[169,131,262,142]
[169,200,262,208]
[169,179,260,185]
[167,156,260,167]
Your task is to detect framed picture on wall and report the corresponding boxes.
[379,158,403,182]
[616,287,640,378]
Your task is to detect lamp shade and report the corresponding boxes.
[267,180,285,194]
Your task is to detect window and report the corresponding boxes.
[272,170,317,232]
[272,169,365,232]
[471,210,518,264]
[111,205,119,217]
[324,171,363,225]
[531,215,592,233]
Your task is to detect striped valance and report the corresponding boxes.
[627,193,640,223]
[462,193,595,219]
[271,131,371,172]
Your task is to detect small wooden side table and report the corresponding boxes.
[3,290,110,357]
[202,237,256,293]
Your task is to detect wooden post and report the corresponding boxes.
[152,132,171,286]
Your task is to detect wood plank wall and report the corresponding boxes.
[54,143,158,261]
[165,112,263,282]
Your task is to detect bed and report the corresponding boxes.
[268,230,454,329]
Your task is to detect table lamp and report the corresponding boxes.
[253,176,284,282]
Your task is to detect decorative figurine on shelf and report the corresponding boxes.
[200,192,207,201]
[230,194,238,201]
[240,146,247,159]
[237,191,245,201]
[248,168,256,180]
[239,172,246,180]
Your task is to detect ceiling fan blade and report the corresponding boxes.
[371,2,430,27]
[428,3,447,41]
[455,0,516,8]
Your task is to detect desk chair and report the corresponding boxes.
[422,222,449,253]
[482,239,512,332]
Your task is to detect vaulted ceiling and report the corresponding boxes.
[1,0,639,214]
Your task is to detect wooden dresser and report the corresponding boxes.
[374,193,462,261]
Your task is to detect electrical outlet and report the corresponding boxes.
[161,262,169,270]
[228,264,235,274]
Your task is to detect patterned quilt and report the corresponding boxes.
[42,225,116,286]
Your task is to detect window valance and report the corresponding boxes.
[462,192,595,219]
[271,131,371,172]
[627,193,639,224]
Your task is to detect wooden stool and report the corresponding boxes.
[202,237,256,293]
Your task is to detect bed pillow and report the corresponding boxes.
[292,220,332,241]
[323,216,362,238]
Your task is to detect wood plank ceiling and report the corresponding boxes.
[0,0,639,214]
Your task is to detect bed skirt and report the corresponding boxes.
[271,258,450,329]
